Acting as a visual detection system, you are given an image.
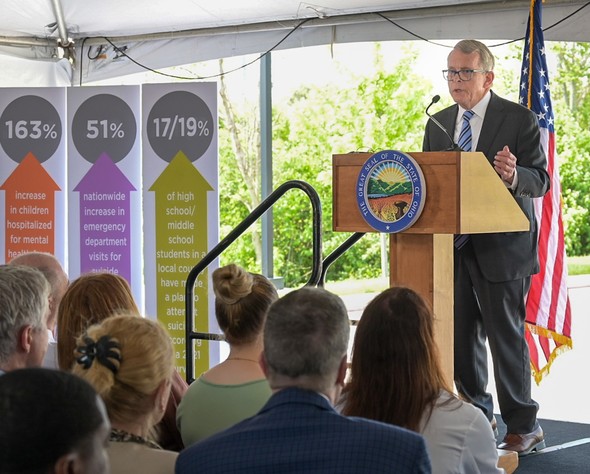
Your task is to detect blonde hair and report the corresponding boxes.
[57,272,139,370]
[212,264,278,345]
[72,314,174,432]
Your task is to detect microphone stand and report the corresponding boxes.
[425,95,463,151]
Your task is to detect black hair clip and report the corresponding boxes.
[76,335,122,374]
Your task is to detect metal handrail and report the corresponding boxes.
[184,179,323,383]
[318,232,366,287]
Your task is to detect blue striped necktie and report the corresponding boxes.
[458,110,475,152]
[455,110,475,249]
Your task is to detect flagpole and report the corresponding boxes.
[526,0,535,107]
[520,0,573,384]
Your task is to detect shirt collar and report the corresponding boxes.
[458,90,491,120]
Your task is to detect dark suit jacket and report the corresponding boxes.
[176,387,431,473]
[423,91,550,282]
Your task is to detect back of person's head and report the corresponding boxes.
[8,252,69,333]
[72,314,174,433]
[453,39,495,71]
[57,272,139,370]
[342,286,448,431]
[0,265,50,368]
[212,263,278,345]
[263,287,349,392]
[0,367,109,474]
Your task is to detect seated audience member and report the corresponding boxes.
[0,367,110,474]
[0,265,50,373]
[177,263,277,445]
[73,314,178,474]
[9,251,69,369]
[341,287,501,474]
[57,272,140,371]
[176,287,431,473]
[57,271,187,451]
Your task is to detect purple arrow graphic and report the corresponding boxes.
[74,153,136,283]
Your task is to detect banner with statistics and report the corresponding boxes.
[142,82,219,377]
[67,86,143,305]
[0,87,67,266]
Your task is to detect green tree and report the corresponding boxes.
[552,42,590,127]
[494,40,590,257]
[217,40,590,284]
[550,42,590,256]
[556,106,590,255]
[217,59,262,271]
[218,45,434,286]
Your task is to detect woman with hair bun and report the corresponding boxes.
[177,263,278,446]
[73,313,177,474]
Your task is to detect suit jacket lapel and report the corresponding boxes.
[440,104,458,137]
[477,90,504,159]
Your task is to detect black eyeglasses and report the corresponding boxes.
[442,69,488,81]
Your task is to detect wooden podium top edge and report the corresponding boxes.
[332,151,461,166]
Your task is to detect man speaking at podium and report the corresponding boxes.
[423,39,550,456]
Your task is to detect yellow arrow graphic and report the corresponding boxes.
[150,151,214,377]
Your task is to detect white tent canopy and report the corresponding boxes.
[0,0,589,86]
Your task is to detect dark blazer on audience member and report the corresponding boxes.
[176,387,431,473]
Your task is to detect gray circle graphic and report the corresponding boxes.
[72,94,137,163]
[0,95,62,163]
[146,90,214,162]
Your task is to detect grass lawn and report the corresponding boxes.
[568,255,590,275]
[322,256,590,295]
[324,277,389,295]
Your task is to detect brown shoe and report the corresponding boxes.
[498,426,545,457]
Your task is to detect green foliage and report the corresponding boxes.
[491,42,523,100]
[550,42,590,256]
[217,110,260,271]
[217,40,590,283]
[268,45,432,286]
[552,42,590,128]
[554,106,590,256]
[217,44,433,286]
[494,41,590,257]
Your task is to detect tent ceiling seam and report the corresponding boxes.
[0,0,545,48]
[0,0,584,50]
[82,1,539,46]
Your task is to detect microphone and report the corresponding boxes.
[425,95,462,151]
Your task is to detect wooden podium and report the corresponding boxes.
[333,151,529,385]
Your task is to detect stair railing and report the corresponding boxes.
[318,232,366,286]
[184,180,323,383]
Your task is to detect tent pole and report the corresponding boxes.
[260,52,281,287]
[50,0,70,45]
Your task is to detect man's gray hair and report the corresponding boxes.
[453,39,495,71]
[263,287,350,384]
[0,265,50,363]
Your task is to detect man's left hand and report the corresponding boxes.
[494,145,517,184]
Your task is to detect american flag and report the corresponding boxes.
[519,0,573,384]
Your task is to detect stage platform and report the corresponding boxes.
[496,416,590,473]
